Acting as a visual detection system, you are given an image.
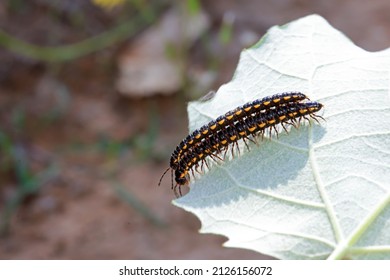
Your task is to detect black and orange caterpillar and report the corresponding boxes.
[159,92,324,197]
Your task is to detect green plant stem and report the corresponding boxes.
[309,124,343,243]
[0,2,168,62]
[0,165,59,236]
[327,192,390,260]
[349,245,390,255]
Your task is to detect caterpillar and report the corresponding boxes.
[159,94,324,197]
[170,92,308,170]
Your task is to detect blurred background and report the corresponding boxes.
[0,0,389,259]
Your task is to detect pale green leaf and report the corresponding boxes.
[173,14,390,260]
